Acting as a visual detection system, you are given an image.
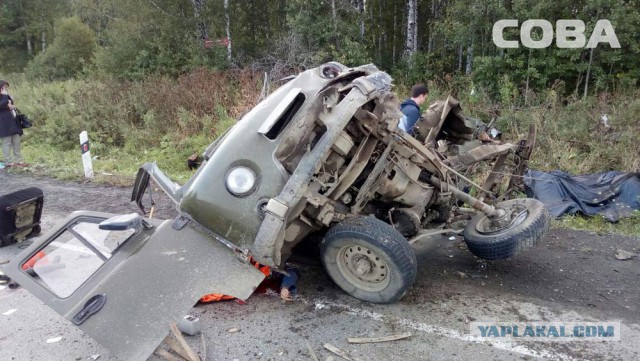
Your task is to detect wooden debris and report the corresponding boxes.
[156,348,184,361]
[170,322,201,361]
[306,341,319,361]
[323,343,356,361]
[164,336,193,361]
[347,332,413,344]
[227,327,240,333]
[200,333,207,361]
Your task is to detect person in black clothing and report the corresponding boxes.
[399,83,428,133]
[0,80,25,167]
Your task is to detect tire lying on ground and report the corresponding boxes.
[321,216,417,304]
[463,198,550,260]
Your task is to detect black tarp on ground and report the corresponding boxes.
[524,169,640,222]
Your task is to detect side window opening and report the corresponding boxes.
[21,219,136,298]
[263,93,306,140]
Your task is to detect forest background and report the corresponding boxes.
[1,0,638,232]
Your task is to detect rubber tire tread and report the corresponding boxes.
[321,216,417,303]
[463,198,550,260]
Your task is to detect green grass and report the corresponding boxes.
[552,211,640,236]
[17,124,233,186]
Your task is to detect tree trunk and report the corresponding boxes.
[26,35,33,56]
[392,3,397,65]
[224,0,232,61]
[457,44,463,72]
[40,0,46,52]
[465,37,473,75]
[525,48,532,105]
[331,0,337,35]
[358,0,365,41]
[583,11,599,99]
[584,47,594,99]
[191,0,209,40]
[331,0,337,49]
[405,0,417,60]
[428,0,435,53]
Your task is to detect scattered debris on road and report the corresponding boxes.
[226,327,240,333]
[347,332,413,344]
[615,249,636,260]
[2,308,17,316]
[323,343,359,361]
[306,340,319,361]
[46,336,62,343]
[157,322,202,361]
[177,315,202,336]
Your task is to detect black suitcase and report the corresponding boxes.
[0,187,44,247]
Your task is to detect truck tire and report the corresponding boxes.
[321,216,417,303]
[463,198,549,260]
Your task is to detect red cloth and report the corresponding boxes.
[199,260,270,303]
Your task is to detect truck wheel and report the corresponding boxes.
[463,198,549,260]
[321,216,417,303]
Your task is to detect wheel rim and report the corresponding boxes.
[336,243,390,292]
[475,203,529,235]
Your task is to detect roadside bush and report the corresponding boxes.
[25,17,97,80]
[12,68,261,152]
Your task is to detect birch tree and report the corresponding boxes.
[404,0,417,59]
[224,0,232,61]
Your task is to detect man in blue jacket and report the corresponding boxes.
[399,83,428,133]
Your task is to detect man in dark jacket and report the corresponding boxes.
[0,80,24,167]
[399,83,428,133]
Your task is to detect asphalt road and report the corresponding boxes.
[1,172,639,361]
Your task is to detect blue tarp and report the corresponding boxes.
[524,169,640,222]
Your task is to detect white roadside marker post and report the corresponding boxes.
[79,131,94,179]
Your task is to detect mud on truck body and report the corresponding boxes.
[5,63,549,361]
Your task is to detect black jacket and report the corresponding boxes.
[0,94,22,138]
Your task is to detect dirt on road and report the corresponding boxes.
[1,172,639,361]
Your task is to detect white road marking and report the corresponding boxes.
[309,299,582,361]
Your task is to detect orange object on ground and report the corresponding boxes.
[200,293,235,302]
[200,259,271,303]
[21,251,48,270]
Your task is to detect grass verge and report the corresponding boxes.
[552,211,640,237]
[15,124,234,186]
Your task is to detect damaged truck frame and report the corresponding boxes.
[5,63,549,361]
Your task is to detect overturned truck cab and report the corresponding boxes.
[5,63,549,361]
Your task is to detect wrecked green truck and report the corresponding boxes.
[5,62,549,361]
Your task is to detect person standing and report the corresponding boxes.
[0,80,25,167]
[399,83,428,133]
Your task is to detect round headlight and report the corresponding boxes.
[321,63,342,79]
[226,166,257,196]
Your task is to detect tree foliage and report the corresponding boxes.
[26,17,97,80]
[0,0,637,99]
